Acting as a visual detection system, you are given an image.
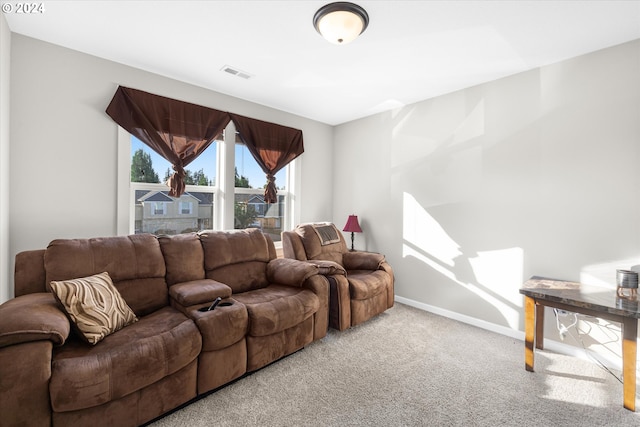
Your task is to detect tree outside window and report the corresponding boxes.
[131,149,160,183]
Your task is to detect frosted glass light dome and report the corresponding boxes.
[313,2,369,45]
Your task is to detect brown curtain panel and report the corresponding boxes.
[230,113,304,203]
[106,86,230,197]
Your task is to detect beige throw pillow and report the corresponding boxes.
[50,272,138,345]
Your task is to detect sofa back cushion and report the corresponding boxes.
[44,234,167,316]
[295,223,347,265]
[14,249,47,296]
[199,228,274,294]
[158,233,205,286]
[281,231,308,261]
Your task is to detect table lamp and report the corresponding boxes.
[343,215,362,251]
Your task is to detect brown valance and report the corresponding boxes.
[230,113,304,203]
[106,86,231,197]
[106,86,305,201]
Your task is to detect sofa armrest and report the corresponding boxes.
[281,230,308,261]
[301,274,330,340]
[267,258,320,286]
[169,279,233,307]
[0,293,70,348]
[342,251,386,271]
[306,260,346,276]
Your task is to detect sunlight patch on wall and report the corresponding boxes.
[403,240,520,328]
[402,192,461,267]
[580,257,640,289]
[469,248,523,306]
[402,244,456,282]
[468,248,523,327]
[402,192,522,328]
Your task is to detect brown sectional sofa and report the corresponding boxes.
[0,228,329,427]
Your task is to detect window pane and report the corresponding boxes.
[131,135,217,236]
[135,189,214,235]
[234,143,285,190]
[233,142,287,241]
[131,135,217,186]
[234,193,284,242]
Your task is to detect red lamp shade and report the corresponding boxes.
[343,215,362,233]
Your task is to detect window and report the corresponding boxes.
[153,202,166,215]
[121,125,296,241]
[180,202,193,215]
[234,141,288,242]
[129,134,217,236]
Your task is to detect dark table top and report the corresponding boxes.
[520,276,640,319]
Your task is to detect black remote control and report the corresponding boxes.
[206,297,222,312]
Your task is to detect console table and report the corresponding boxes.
[520,277,640,411]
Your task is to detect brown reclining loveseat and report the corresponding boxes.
[282,222,394,331]
[0,228,328,426]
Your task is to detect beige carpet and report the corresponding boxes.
[150,303,640,426]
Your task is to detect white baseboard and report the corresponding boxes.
[394,295,625,373]
[394,295,525,340]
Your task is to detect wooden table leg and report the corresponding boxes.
[622,317,637,411]
[535,303,545,350]
[525,296,535,372]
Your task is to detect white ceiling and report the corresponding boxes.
[5,0,640,125]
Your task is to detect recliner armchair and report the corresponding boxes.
[282,222,394,331]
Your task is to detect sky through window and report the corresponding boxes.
[131,136,284,189]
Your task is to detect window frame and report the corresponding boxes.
[117,125,299,245]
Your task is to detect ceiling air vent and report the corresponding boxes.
[221,65,253,80]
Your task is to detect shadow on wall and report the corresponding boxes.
[402,191,523,329]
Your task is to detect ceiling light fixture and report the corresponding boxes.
[313,2,369,45]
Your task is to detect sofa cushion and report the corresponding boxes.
[205,262,270,294]
[232,285,319,337]
[347,270,390,300]
[44,235,168,316]
[50,272,138,345]
[158,233,205,286]
[200,228,272,271]
[49,306,201,413]
[343,251,386,270]
[200,229,274,293]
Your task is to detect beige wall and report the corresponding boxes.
[5,34,333,301]
[0,14,10,304]
[333,40,640,338]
